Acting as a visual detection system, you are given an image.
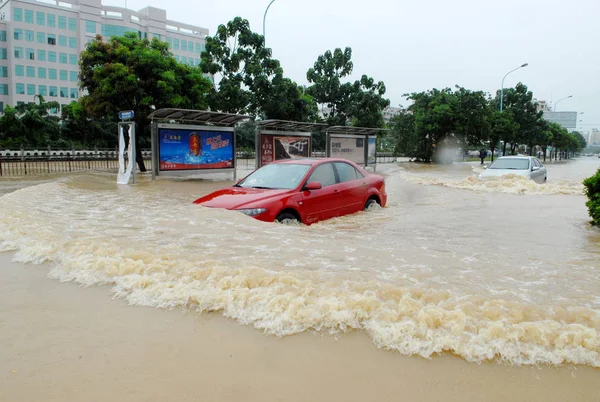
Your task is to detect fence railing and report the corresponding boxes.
[0,149,399,177]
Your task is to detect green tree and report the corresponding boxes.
[0,106,26,148]
[306,47,389,128]
[61,101,117,148]
[79,32,212,170]
[492,83,542,155]
[487,109,518,162]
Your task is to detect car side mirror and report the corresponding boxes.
[304,181,322,191]
[532,166,540,171]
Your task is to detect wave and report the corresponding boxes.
[0,179,598,367]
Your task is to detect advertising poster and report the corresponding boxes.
[260,134,311,166]
[329,136,377,165]
[159,128,234,170]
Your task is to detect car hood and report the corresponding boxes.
[479,169,531,178]
[194,187,293,209]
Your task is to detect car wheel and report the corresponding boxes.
[544,177,547,183]
[276,212,300,225]
[364,198,380,211]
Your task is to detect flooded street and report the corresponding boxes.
[0,158,599,371]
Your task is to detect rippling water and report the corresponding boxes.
[1,158,599,367]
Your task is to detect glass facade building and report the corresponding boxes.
[0,0,209,114]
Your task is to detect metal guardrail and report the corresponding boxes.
[0,150,399,177]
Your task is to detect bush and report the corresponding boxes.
[583,168,600,225]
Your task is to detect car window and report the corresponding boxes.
[334,162,363,183]
[307,163,337,187]
[536,159,543,167]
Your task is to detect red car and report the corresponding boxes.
[193,158,387,225]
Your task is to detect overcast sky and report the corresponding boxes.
[105,0,599,132]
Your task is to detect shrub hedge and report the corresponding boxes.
[583,168,600,225]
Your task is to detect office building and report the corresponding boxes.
[0,0,209,114]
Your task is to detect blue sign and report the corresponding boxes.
[119,110,135,120]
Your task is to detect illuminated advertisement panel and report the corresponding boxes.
[158,127,234,171]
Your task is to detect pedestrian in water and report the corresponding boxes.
[479,148,487,165]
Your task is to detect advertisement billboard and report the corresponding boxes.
[328,135,377,165]
[158,127,234,171]
[258,132,311,167]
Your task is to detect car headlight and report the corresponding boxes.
[236,208,267,216]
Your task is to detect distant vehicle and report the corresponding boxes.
[193,158,387,225]
[479,156,547,184]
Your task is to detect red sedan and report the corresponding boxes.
[193,158,387,225]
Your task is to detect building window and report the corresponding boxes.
[58,16,66,30]
[0,66,7,77]
[181,56,187,64]
[69,37,77,48]
[59,70,67,81]
[24,10,34,24]
[37,49,46,61]
[37,32,45,44]
[14,29,23,40]
[0,84,8,95]
[173,38,179,50]
[0,31,6,42]
[85,20,96,34]
[15,65,24,76]
[59,53,67,64]
[60,87,68,98]
[16,83,25,95]
[38,67,47,79]
[49,69,57,80]
[0,102,3,113]
[195,58,200,66]
[181,40,187,51]
[49,86,57,96]
[26,48,35,60]
[13,8,23,22]
[47,14,56,28]
[27,84,36,95]
[188,41,194,52]
[59,35,67,47]
[47,34,56,45]
[68,18,77,31]
[14,47,23,58]
[38,85,47,96]
[166,37,172,48]
[69,71,77,82]
[48,52,56,63]
[36,12,45,26]
[26,66,35,78]
[69,54,77,65]
[0,48,6,60]
[70,88,78,99]
[25,30,34,42]
[101,24,137,38]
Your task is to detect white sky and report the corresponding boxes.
[105,0,599,133]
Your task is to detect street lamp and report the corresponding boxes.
[263,0,276,44]
[553,95,572,111]
[500,63,528,113]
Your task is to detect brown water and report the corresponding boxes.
[0,158,599,368]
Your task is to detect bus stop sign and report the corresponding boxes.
[119,110,134,120]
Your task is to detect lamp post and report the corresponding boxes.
[263,0,276,44]
[500,63,528,113]
[553,95,572,111]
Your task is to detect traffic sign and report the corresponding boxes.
[119,110,134,120]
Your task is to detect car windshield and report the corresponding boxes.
[236,163,311,190]
[489,158,530,170]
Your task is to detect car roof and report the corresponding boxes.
[495,155,535,160]
[272,158,361,166]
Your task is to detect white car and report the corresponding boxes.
[478,156,547,184]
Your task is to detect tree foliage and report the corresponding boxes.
[306,47,389,128]
[583,168,600,225]
[79,32,212,169]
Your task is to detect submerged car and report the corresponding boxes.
[193,158,387,225]
[479,156,547,183]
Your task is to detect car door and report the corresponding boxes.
[333,162,366,215]
[532,158,543,183]
[300,162,343,223]
[536,158,547,183]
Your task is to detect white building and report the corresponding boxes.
[0,0,209,114]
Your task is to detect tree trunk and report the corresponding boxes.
[543,148,547,162]
[490,148,495,162]
[502,142,507,156]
